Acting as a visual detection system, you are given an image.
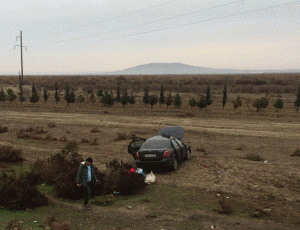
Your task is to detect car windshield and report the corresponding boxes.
[140,139,171,150]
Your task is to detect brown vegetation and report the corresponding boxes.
[0,73,299,96]
[0,125,8,133]
[0,145,24,163]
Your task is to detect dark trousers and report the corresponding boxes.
[83,182,92,205]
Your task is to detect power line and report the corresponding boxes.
[26,0,178,41]
[30,0,299,52]
[32,0,248,47]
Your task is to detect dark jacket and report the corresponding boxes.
[76,162,97,187]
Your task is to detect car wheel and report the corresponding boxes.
[171,158,179,171]
[185,149,191,160]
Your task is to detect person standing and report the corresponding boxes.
[76,157,99,210]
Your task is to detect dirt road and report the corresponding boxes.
[2,110,300,139]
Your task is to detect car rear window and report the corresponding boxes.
[140,140,171,150]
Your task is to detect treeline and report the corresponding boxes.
[2,80,300,113]
[0,73,299,94]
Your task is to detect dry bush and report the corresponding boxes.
[17,129,32,139]
[291,148,300,157]
[178,112,194,118]
[31,135,43,141]
[114,133,127,141]
[30,142,104,200]
[5,219,24,230]
[24,126,47,134]
[101,159,145,195]
[17,128,56,142]
[48,122,57,128]
[34,127,47,134]
[218,196,233,214]
[196,148,206,152]
[24,127,34,132]
[17,127,47,140]
[44,134,56,142]
[81,137,91,144]
[0,173,48,210]
[42,215,75,230]
[91,127,101,133]
[49,221,73,230]
[250,208,270,218]
[0,125,8,133]
[0,145,24,163]
[90,138,98,145]
[245,153,264,162]
[59,136,68,142]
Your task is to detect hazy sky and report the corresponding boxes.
[1,0,299,74]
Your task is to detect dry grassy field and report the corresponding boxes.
[1,74,300,229]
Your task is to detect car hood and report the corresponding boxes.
[158,126,184,140]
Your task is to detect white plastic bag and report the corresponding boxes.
[144,171,156,184]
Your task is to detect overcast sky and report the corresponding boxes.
[0,0,299,74]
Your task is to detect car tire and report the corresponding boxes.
[185,149,191,160]
[171,158,179,171]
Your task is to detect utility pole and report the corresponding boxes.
[14,31,27,104]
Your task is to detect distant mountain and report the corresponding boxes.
[110,63,245,75]
[2,63,298,75]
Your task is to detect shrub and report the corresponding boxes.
[91,127,101,133]
[245,153,264,161]
[48,123,56,128]
[0,145,24,163]
[291,148,300,157]
[17,129,31,139]
[59,136,68,142]
[32,127,47,134]
[90,138,98,145]
[101,159,145,195]
[273,98,283,110]
[44,134,56,142]
[81,138,90,144]
[197,94,207,110]
[77,94,85,103]
[17,127,47,140]
[174,93,182,108]
[253,97,269,112]
[31,135,43,141]
[178,112,194,118]
[218,196,233,214]
[0,173,48,210]
[114,133,127,141]
[49,221,73,230]
[0,125,8,133]
[5,219,24,230]
[232,95,242,110]
[188,98,196,107]
[30,143,104,200]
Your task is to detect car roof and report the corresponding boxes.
[158,126,184,140]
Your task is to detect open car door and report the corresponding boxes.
[158,126,184,140]
[128,137,146,159]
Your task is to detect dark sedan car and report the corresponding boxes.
[128,126,191,171]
